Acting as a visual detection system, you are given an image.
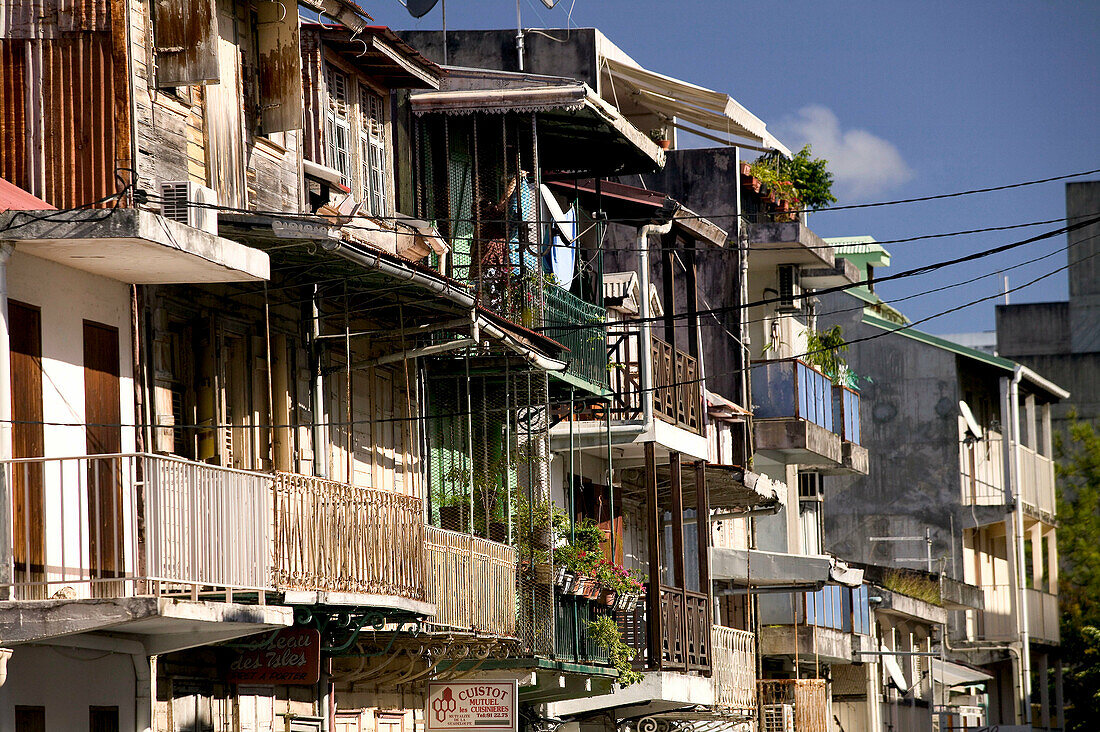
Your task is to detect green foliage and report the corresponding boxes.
[751,144,837,210]
[1056,416,1100,730]
[805,325,851,385]
[587,616,642,687]
[882,570,942,607]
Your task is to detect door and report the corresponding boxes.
[10,301,44,598]
[84,320,123,594]
[90,706,119,732]
[15,707,45,732]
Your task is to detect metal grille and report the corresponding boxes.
[757,679,828,732]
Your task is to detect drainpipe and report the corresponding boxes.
[637,222,672,428]
[311,285,328,479]
[1009,366,1033,725]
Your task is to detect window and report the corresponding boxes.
[324,66,352,187]
[90,707,119,732]
[16,707,46,732]
[359,85,387,216]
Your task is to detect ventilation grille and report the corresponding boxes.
[777,264,802,312]
[161,181,191,225]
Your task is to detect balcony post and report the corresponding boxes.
[644,441,662,669]
[670,452,687,668]
[0,244,14,598]
[695,460,710,596]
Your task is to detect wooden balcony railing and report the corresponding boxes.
[712,625,756,712]
[652,337,702,434]
[425,525,517,637]
[272,473,426,601]
[616,585,711,673]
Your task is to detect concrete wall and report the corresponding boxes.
[816,291,969,579]
[0,644,137,730]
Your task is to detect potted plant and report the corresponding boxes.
[436,489,470,532]
[648,127,671,150]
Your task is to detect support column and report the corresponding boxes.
[644,441,662,670]
[1055,658,1065,730]
[695,460,710,596]
[1038,652,1050,729]
[670,451,686,668]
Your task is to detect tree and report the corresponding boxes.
[1056,417,1100,730]
[751,144,837,210]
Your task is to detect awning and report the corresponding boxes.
[711,548,832,589]
[932,658,993,687]
[412,67,664,176]
[601,56,790,156]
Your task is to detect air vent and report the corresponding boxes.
[798,471,824,500]
[777,264,802,312]
[159,181,219,235]
[761,703,795,732]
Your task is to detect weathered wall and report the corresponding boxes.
[816,290,969,579]
[0,644,136,730]
[396,28,598,86]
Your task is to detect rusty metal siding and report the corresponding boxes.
[300,28,323,164]
[256,0,302,134]
[1,0,110,39]
[0,41,27,189]
[151,0,219,86]
[21,35,119,209]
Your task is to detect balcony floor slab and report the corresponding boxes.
[754,418,842,467]
[549,671,715,716]
[0,597,292,653]
[281,591,435,618]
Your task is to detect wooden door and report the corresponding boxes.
[89,707,120,732]
[83,321,123,593]
[15,706,46,732]
[9,301,45,598]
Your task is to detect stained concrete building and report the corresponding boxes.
[997,180,1100,434]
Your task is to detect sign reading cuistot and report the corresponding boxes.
[426,681,519,732]
[227,628,321,685]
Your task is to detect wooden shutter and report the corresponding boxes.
[256,0,303,133]
[9,301,45,597]
[153,0,220,86]
[83,320,123,590]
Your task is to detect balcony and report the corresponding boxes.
[757,679,829,732]
[751,360,842,467]
[0,453,291,648]
[542,282,608,394]
[972,583,1016,641]
[425,525,517,637]
[271,473,430,612]
[960,429,1007,507]
[758,585,872,664]
[616,585,711,673]
[1026,587,1060,644]
[1019,444,1056,518]
[712,625,756,714]
[555,593,612,665]
[829,385,868,474]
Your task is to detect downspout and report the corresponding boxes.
[1009,366,1033,725]
[311,285,328,478]
[638,222,672,428]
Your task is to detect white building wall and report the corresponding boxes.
[0,644,136,730]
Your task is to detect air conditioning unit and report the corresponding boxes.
[761,703,795,732]
[160,181,219,235]
[777,264,802,312]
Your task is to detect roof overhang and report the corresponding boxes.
[306,24,443,89]
[932,658,994,687]
[300,0,374,34]
[0,208,270,283]
[598,54,790,156]
[412,67,664,176]
[711,548,832,589]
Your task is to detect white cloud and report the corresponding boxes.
[775,105,913,201]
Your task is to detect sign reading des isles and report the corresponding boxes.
[426,681,518,732]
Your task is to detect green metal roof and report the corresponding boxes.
[861,311,1019,372]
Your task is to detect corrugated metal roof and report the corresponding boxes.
[824,235,886,255]
[0,178,54,211]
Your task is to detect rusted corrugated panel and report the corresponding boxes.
[300,28,324,163]
[1,0,109,39]
[0,41,27,190]
[29,34,119,209]
[152,0,219,86]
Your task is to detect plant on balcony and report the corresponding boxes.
[882,570,942,607]
[750,144,837,212]
[592,559,645,609]
[805,325,858,387]
[587,616,643,687]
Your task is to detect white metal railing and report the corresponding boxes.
[272,472,426,600]
[1025,587,1060,644]
[1018,445,1056,516]
[2,453,272,600]
[712,625,756,713]
[425,525,517,637]
[960,429,1006,506]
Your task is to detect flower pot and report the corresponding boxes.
[582,578,601,601]
[740,161,752,177]
[489,521,508,544]
[555,565,568,585]
[559,571,577,594]
[657,139,671,150]
[568,575,588,596]
[598,588,618,607]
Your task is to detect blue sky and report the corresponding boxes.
[366,0,1100,334]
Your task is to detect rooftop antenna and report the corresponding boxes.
[1003,274,1010,305]
[517,0,561,71]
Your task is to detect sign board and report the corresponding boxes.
[228,628,321,685]
[426,681,519,732]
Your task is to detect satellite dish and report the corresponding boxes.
[406,0,441,17]
[959,400,983,441]
[540,0,561,7]
[881,645,910,693]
